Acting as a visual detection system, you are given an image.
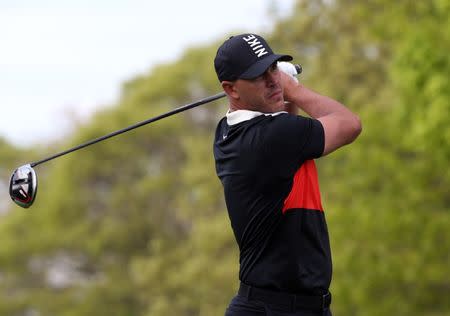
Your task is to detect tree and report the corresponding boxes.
[0,1,448,315]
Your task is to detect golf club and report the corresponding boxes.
[9,62,302,209]
[9,92,226,208]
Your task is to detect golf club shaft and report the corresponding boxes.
[30,92,226,168]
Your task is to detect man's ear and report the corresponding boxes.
[222,81,239,99]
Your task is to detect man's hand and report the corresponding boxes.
[278,62,302,106]
[280,71,300,102]
[278,62,300,83]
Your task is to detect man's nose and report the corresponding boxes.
[264,71,278,86]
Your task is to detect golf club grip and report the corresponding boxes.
[30,92,226,167]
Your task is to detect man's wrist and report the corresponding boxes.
[284,83,304,105]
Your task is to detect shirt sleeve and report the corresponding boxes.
[262,113,324,178]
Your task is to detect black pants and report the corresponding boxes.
[225,294,332,316]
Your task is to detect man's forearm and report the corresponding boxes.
[283,78,362,155]
[286,84,354,119]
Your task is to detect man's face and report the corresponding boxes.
[230,63,285,113]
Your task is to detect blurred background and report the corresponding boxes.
[0,0,449,315]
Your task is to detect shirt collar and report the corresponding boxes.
[226,109,287,125]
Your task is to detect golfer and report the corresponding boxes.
[213,34,362,316]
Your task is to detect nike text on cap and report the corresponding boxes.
[214,33,293,82]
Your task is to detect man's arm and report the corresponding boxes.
[281,72,362,156]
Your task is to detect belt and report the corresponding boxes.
[238,282,332,312]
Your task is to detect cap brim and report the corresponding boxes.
[239,54,293,80]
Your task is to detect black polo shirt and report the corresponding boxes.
[213,110,331,295]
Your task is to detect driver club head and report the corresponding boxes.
[9,164,38,208]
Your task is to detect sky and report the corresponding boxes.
[0,0,295,147]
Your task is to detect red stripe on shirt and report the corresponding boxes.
[282,160,323,213]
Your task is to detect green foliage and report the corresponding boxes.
[0,1,449,315]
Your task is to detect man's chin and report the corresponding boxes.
[256,99,285,113]
[274,99,287,111]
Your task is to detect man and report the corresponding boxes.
[213,33,362,316]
